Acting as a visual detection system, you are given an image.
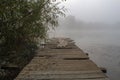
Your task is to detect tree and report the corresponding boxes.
[0,0,66,64]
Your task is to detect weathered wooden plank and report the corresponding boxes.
[16,78,109,80]
[15,78,109,80]
[35,54,88,60]
[15,38,109,80]
[16,74,106,79]
[36,50,88,59]
[37,48,85,54]
[19,70,103,74]
[16,70,107,79]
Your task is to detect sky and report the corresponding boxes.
[63,0,120,23]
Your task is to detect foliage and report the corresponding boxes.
[0,0,66,63]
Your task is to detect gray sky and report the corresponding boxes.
[63,0,120,23]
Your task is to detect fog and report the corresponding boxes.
[50,0,120,80]
[63,0,120,23]
[50,16,120,80]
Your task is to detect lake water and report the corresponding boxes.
[50,26,120,80]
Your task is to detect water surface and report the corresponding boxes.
[51,25,120,80]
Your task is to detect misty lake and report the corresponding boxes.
[50,23,120,80]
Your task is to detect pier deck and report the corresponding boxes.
[15,38,109,80]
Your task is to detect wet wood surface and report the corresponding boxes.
[15,38,109,80]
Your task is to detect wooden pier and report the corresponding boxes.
[15,38,109,80]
